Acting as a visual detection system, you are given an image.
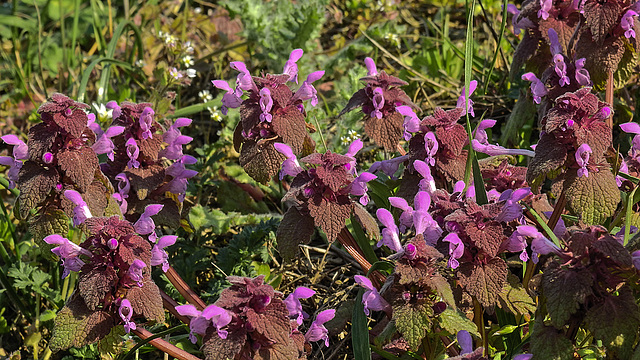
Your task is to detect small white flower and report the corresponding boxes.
[93,102,112,119]
[184,41,194,54]
[165,34,177,46]
[198,90,213,102]
[186,68,197,78]
[208,106,222,122]
[135,59,145,67]
[98,87,105,97]
[169,68,183,80]
[194,7,202,14]
[182,55,194,67]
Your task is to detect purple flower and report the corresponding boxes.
[354,275,389,316]
[134,204,164,236]
[161,117,193,160]
[554,54,570,87]
[92,125,125,161]
[522,72,548,104]
[616,159,629,187]
[139,106,154,139]
[506,4,535,35]
[413,160,436,194]
[622,10,638,39]
[472,140,536,157]
[0,135,28,188]
[151,235,177,272]
[632,250,640,270]
[305,309,335,347]
[513,355,533,360]
[413,191,442,245]
[424,132,438,166]
[344,139,363,174]
[396,105,421,140]
[125,138,140,169]
[43,234,91,278]
[548,28,563,55]
[368,155,408,179]
[284,286,316,325]
[128,259,146,287]
[456,80,477,117]
[538,0,552,19]
[212,80,243,115]
[274,143,303,179]
[365,57,378,76]
[64,190,93,226]
[165,156,198,202]
[112,173,130,214]
[443,233,464,269]
[574,58,591,86]
[176,304,232,343]
[2,135,28,160]
[457,330,474,355]
[376,208,402,252]
[259,88,274,123]
[621,122,640,160]
[496,188,531,222]
[0,156,21,189]
[389,196,414,232]
[283,49,304,83]
[515,225,562,263]
[505,226,531,261]
[575,143,592,178]
[42,152,54,164]
[371,87,385,119]
[293,70,324,107]
[350,172,376,206]
[230,61,258,92]
[106,101,122,119]
[119,299,136,333]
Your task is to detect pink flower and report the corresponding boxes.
[457,80,477,117]
[388,196,414,232]
[621,10,638,39]
[274,143,303,179]
[305,309,335,347]
[0,135,28,188]
[119,299,136,333]
[283,49,304,83]
[151,235,177,272]
[230,61,258,92]
[354,275,389,316]
[293,70,325,107]
[506,4,534,35]
[134,204,164,236]
[413,160,436,194]
[139,107,154,139]
[376,208,402,252]
[165,156,198,202]
[424,132,438,166]
[112,173,130,214]
[443,232,464,269]
[259,88,274,123]
[64,190,92,226]
[92,126,125,161]
[350,172,376,206]
[368,155,408,179]
[2,134,28,160]
[412,191,442,245]
[161,117,193,160]
[364,57,378,76]
[574,58,591,86]
[538,0,552,19]
[212,80,243,115]
[284,286,316,325]
[575,143,592,178]
[128,259,146,287]
[105,101,122,119]
[522,72,547,104]
[43,234,91,278]
[396,105,421,140]
[125,138,140,169]
[175,304,232,343]
[496,188,531,222]
[370,87,385,119]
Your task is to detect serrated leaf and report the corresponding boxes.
[57,147,99,192]
[97,325,127,356]
[78,266,117,311]
[364,111,404,151]
[530,317,574,360]
[526,134,567,192]
[50,295,115,352]
[466,221,504,257]
[271,105,307,154]
[564,168,620,225]
[458,257,508,307]
[17,161,59,219]
[126,278,165,323]
[437,307,479,338]
[428,273,456,311]
[339,88,369,117]
[239,139,286,184]
[125,164,165,201]
[276,206,315,260]
[585,287,639,358]
[497,273,536,316]
[584,0,622,45]
[27,122,58,162]
[28,207,69,249]
[201,326,247,360]
[393,301,433,350]
[307,196,353,242]
[542,263,593,328]
[245,300,290,344]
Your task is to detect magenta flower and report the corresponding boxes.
[413,159,436,194]
[396,105,421,140]
[457,80,477,117]
[443,232,464,269]
[350,171,376,205]
[43,234,91,278]
[283,49,304,83]
[472,119,535,157]
[165,156,198,202]
[554,54,570,87]
[64,190,93,226]
[548,28,563,55]
[575,143,592,178]
[368,155,408,179]
[496,188,531,222]
[125,138,140,169]
[134,204,164,236]
[0,135,28,188]
[151,235,177,272]
[305,309,335,347]
[621,10,638,39]
[2,134,28,160]
[453,180,466,194]
[212,80,243,115]
[108,238,118,250]
[92,125,125,161]
[505,226,531,262]
[616,159,629,187]
[139,106,154,139]
[344,139,363,174]
[161,117,193,160]
[176,304,232,343]
[620,122,640,160]
[106,101,122,119]
[0,156,21,189]
[284,286,316,325]
[424,132,438,166]
[259,88,274,123]
[230,61,258,92]
[354,275,389,316]
[513,355,533,360]
[119,299,136,333]
[371,87,385,119]
[413,191,442,245]
[376,208,402,252]
[364,57,378,76]
[293,70,324,107]
[574,58,591,86]
[538,0,552,19]
[274,143,303,179]
[522,72,548,104]
[388,196,414,232]
[112,173,130,214]
[506,4,534,35]
[128,259,146,287]
[514,225,562,263]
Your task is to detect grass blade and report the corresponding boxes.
[352,288,372,360]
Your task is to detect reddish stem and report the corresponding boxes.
[132,328,201,360]
[160,290,191,324]
[337,227,385,288]
[606,70,614,128]
[165,266,207,311]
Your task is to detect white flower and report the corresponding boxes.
[93,102,112,120]
[194,7,202,14]
[198,90,213,102]
[98,87,105,97]
[169,68,183,80]
[208,106,222,122]
[182,55,194,67]
[135,59,145,67]
[186,68,196,78]
[184,41,194,54]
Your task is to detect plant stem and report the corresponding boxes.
[160,290,191,324]
[473,298,486,355]
[131,328,201,360]
[337,227,385,288]
[165,266,206,310]
[606,70,613,128]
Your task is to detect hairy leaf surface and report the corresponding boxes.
[277,206,315,260]
[458,257,508,307]
[542,263,593,328]
[564,169,620,225]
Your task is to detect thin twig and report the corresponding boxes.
[165,266,207,310]
[132,328,202,360]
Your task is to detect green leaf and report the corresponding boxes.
[564,168,620,225]
[497,273,536,316]
[50,295,115,352]
[542,264,593,328]
[530,317,574,360]
[393,301,433,350]
[437,307,479,338]
[28,208,69,259]
[352,289,372,360]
